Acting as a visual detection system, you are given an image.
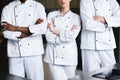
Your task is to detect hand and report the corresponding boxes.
[1,22,17,31]
[18,33,29,39]
[35,18,43,24]
[93,16,106,24]
[47,23,60,35]
[47,23,54,32]
[71,25,78,30]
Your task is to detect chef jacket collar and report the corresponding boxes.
[58,9,71,17]
[15,0,33,4]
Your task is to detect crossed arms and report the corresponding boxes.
[1,18,43,39]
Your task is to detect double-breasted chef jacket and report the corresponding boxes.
[80,0,120,50]
[44,10,81,65]
[1,0,47,57]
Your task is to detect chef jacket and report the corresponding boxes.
[44,10,81,65]
[80,0,120,50]
[1,0,47,57]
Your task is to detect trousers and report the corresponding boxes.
[9,55,44,80]
[82,49,116,73]
[48,64,76,80]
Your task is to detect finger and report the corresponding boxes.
[35,19,44,24]
[2,25,8,29]
[71,25,77,30]
[38,19,43,23]
[37,18,44,21]
[40,19,44,22]
[73,25,77,28]
[1,26,7,31]
[47,23,51,28]
[51,18,54,24]
[1,22,8,26]
[47,26,50,28]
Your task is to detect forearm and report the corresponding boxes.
[16,27,32,36]
[52,29,60,36]
[48,23,60,36]
[2,22,32,35]
[18,33,29,39]
[6,27,31,39]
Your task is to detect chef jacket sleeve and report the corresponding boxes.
[105,0,120,27]
[1,6,22,41]
[29,4,47,36]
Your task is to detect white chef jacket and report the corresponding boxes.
[44,10,81,65]
[1,0,47,57]
[80,0,120,50]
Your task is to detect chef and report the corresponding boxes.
[1,0,47,80]
[44,0,81,80]
[80,0,120,74]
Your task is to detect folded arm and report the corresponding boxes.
[2,18,44,39]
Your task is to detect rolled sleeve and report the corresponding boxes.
[28,23,47,36]
[105,16,120,27]
[104,0,120,27]
[46,29,60,44]
[3,31,21,41]
[29,3,47,36]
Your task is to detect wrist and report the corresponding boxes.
[54,30,60,35]
[15,26,19,31]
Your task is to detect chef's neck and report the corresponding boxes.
[60,6,70,16]
[20,0,26,3]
